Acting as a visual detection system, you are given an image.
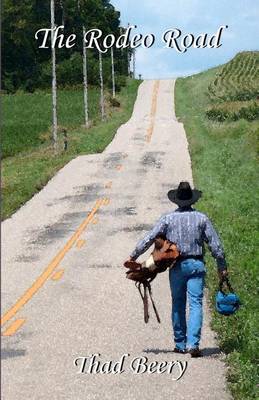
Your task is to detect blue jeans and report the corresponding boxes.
[169,258,206,350]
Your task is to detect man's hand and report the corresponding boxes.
[124,257,139,269]
[124,259,142,270]
[124,257,134,265]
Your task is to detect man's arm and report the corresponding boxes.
[203,216,228,274]
[130,216,167,260]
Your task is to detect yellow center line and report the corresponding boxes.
[2,319,26,336]
[1,198,103,327]
[146,80,160,143]
[102,197,110,206]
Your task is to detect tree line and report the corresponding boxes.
[2,0,131,93]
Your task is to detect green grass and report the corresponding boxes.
[2,79,141,219]
[2,86,100,157]
[175,65,259,399]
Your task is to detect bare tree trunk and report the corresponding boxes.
[99,51,105,121]
[50,0,58,151]
[127,23,131,76]
[82,25,89,127]
[128,50,131,77]
[77,0,89,127]
[111,47,116,98]
[133,49,136,79]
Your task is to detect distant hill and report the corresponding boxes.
[206,51,259,122]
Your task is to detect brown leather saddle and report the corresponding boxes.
[124,235,180,323]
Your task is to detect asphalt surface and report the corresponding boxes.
[1,80,232,400]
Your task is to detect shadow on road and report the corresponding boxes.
[1,348,26,360]
[143,348,175,354]
[201,347,222,357]
[143,347,222,357]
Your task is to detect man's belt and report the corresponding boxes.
[178,255,204,262]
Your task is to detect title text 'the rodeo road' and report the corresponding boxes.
[35,25,228,54]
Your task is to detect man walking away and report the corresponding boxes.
[126,182,228,357]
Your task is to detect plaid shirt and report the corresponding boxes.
[130,207,227,270]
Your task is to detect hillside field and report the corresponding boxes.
[175,52,259,400]
[207,51,259,122]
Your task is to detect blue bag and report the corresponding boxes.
[216,277,241,316]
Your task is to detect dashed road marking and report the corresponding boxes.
[2,319,26,336]
[102,198,110,206]
[146,80,160,143]
[1,199,103,328]
[76,239,86,249]
[51,269,65,281]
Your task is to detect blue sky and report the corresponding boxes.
[111,0,259,78]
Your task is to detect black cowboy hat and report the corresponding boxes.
[167,181,202,207]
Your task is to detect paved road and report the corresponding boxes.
[2,80,231,399]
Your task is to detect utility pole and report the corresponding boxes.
[99,51,105,120]
[51,0,58,151]
[111,47,116,98]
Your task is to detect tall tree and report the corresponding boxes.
[99,51,105,120]
[2,0,129,91]
[132,48,136,79]
[77,0,89,127]
[111,47,115,98]
[82,25,89,127]
[50,0,58,150]
[127,23,131,76]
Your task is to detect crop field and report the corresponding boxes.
[208,51,259,101]
[207,52,259,122]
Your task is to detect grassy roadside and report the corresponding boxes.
[175,70,258,400]
[2,86,100,157]
[2,79,140,220]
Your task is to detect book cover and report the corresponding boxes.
[2,1,258,399]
